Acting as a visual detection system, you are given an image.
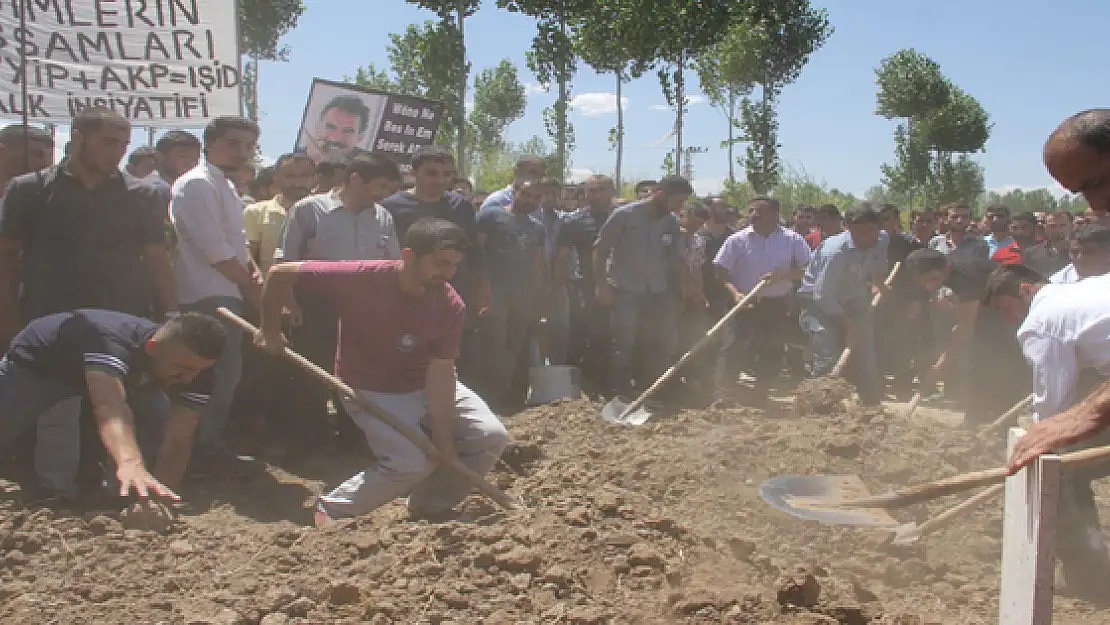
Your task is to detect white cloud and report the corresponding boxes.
[691,177,724,196]
[569,92,628,116]
[257,155,277,167]
[464,99,475,113]
[648,95,707,111]
[523,82,548,95]
[566,168,593,183]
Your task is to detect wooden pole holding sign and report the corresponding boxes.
[999,427,1059,625]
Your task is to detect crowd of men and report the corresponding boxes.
[1,105,1110,591]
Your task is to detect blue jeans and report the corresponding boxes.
[610,289,679,398]
[798,299,881,405]
[180,296,243,456]
[0,357,168,496]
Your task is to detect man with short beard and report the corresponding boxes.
[993,211,1063,277]
[928,203,989,262]
[982,205,1014,255]
[171,116,264,476]
[476,179,546,410]
[0,107,177,498]
[0,125,53,193]
[256,218,510,527]
[555,175,616,393]
[244,154,316,272]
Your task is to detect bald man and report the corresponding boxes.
[1044,109,1110,213]
[1011,109,1110,475]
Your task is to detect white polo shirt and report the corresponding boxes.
[169,161,250,305]
[1017,280,1110,421]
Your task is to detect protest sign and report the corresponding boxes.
[294,79,442,168]
[0,0,242,128]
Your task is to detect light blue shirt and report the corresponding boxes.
[480,185,512,211]
[984,233,1014,255]
[798,230,889,316]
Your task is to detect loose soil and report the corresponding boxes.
[2,393,1109,624]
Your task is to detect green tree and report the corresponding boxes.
[469,60,528,156]
[875,49,990,207]
[352,55,528,173]
[696,1,831,190]
[498,0,593,180]
[352,21,469,149]
[874,49,949,206]
[403,0,481,175]
[574,3,656,190]
[982,188,1089,214]
[238,0,306,120]
[648,0,768,175]
[471,135,557,191]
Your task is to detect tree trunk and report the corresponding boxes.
[726,90,735,184]
[761,86,773,190]
[456,0,468,176]
[674,54,685,178]
[615,71,624,193]
[555,8,568,180]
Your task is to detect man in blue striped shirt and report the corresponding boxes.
[0,310,225,502]
[798,205,889,405]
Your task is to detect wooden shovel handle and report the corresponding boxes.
[845,442,1110,509]
[617,279,769,420]
[217,308,518,511]
[979,393,1035,438]
[915,483,1004,538]
[829,262,900,378]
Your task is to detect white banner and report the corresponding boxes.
[0,0,242,128]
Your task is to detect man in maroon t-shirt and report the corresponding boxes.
[256,217,510,526]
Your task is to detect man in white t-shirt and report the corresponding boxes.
[984,264,1110,601]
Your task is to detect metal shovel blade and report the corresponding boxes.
[600,397,652,425]
[759,475,900,527]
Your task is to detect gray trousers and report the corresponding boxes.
[180,296,243,455]
[317,382,510,519]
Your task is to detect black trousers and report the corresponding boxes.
[567,282,611,396]
[716,296,790,390]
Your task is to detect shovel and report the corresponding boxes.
[217,308,519,511]
[828,262,901,378]
[759,442,1110,522]
[889,483,1004,545]
[601,279,769,425]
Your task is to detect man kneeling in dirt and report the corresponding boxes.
[0,310,226,502]
[256,217,511,527]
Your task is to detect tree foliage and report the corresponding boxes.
[470,60,528,155]
[238,0,306,61]
[471,136,559,192]
[692,1,831,191]
[724,166,858,216]
[573,3,657,189]
[874,49,949,120]
[498,0,593,180]
[350,21,469,147]
[237,0,305,119]
[983,188,1088,214]
[874,49,991,207]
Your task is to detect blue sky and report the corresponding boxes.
[110,0,1109,196]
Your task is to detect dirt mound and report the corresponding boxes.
[2,397,1110,623]
[794,377,855,414]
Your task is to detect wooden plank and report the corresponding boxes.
[999,427,1061,625]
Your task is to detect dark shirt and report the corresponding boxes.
[380,190,485,299]
[887,232,927,302]
[6,309,213,409]
[556,207,611,289]
[0,165,165,321]
[945,257,1014,343]
[475,207,544,296]
[946,257,998,303]
[699,225,736,310]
